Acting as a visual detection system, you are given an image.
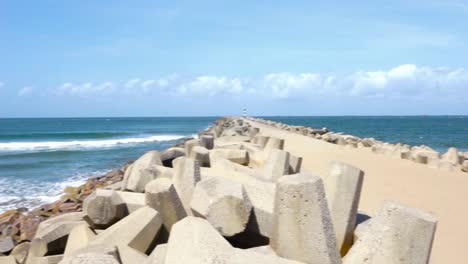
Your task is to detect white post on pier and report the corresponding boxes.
[243,108,247,117]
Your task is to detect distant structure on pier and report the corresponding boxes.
[243,108,247,117]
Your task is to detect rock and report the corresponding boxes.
[343,201,437,264]
[270,173,341,264]
[124,165,173,192]
[442,147,461,165]
[200,135,214,150]
[0,237,15,254]
[145,178,187,232]
[82,190,144,228]
[323,161,364,256]
[20,214,47,241]
[210,149,249,165]
[184,139,200,157]
[145,244,167,264]
[188,146,210,167]
[10,242,30,263]
[122,151,163,192]
[63,224,96,257]
[160,147,185,167]
[90,207,162,254]
[172,157,201,215]
[262,150,290,182]
[190,177,252,236]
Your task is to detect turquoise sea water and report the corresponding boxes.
[0,116,466,212]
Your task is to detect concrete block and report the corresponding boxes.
[188,146,210,167]
[324,161,364,256]
[0,256,16,264]
[0,237,15,255]
[83,190,145,228]
[288,154,302,174]
[164,216,232,264]
[90,207,163,254]
[343,202,437,264]
[200,135,214,150]
[210,149,249,165]
[27,255,63,264]
[145,178,187,232]
[262,150,290,182]
[264,137,284,152]
[10,241,30,264]
[123,165,173,193]
[118,245,148,264]
[122,151,163,192]
[172,157,201,215]
[34,220,85,255]
[145,244,167,264]
[252,135,270,148]
[271,173,341,264]
[214,136,250,148]
[63,224,96,257]
[442,147,461,165]
[36,213,84,234]
[184,139,200,157]
[190,177,252,236]
[160,147,185,167]
[59,245,119,264]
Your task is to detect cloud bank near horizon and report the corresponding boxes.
[45,64,467,101]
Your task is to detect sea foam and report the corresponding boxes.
[0,134,185,152]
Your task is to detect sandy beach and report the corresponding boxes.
[246,118,467,263]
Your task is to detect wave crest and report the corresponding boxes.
[0,135,185,152]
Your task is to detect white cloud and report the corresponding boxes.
[52,65,468,101]
[56,82,114,96]
[18,86,33,96]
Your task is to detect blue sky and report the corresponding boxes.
[1,0,467,117]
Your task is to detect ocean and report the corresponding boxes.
[0,116,466,212]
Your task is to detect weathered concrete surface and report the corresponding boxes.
[145,178,187,232]
[123,165,173,192]
[323,161,364,256]
[343,201,437,264]
[189,146,210,167]
[172,157,201,215]
[59,244,120,264]
[118,245,148,264]
[262,149,290,182]
[145,244,167,264]
[190,177,252,236]
[210,149,249,165]
[63,224,96,257]
[90,207,162,254]
[271,173,342,264]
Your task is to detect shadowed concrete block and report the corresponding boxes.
[262,150,290,182]
[343,201,437,264]
[63,224,96,257]
[34,220,85,255]
[463,160,468,172]
[190,177,252,236]
[124,165,174,192]
[0,237,15,255]
[11,241,30,264]
[160,147,185,167]
[90,207,163,254]
[59,245,120,264]
[324,161,364,256]
[210,149,248,165]
[189,146,210,167]
[145,178,187,232]
[353,219,370,242]
[145,244,167,264]
[288,154,302,174]
[252,135,270,148]
[200,135,214,150]
[184,139,200,157]
[264,137,284,152]
[173,157,201,215]
[118,245,148,264]
[271,173,342,264]
[122,151,163,191]
[83,190,145,228]
[165,217,300,264]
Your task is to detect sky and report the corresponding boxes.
[0,0,467,117]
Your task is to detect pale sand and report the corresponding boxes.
[246,119,467,263]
